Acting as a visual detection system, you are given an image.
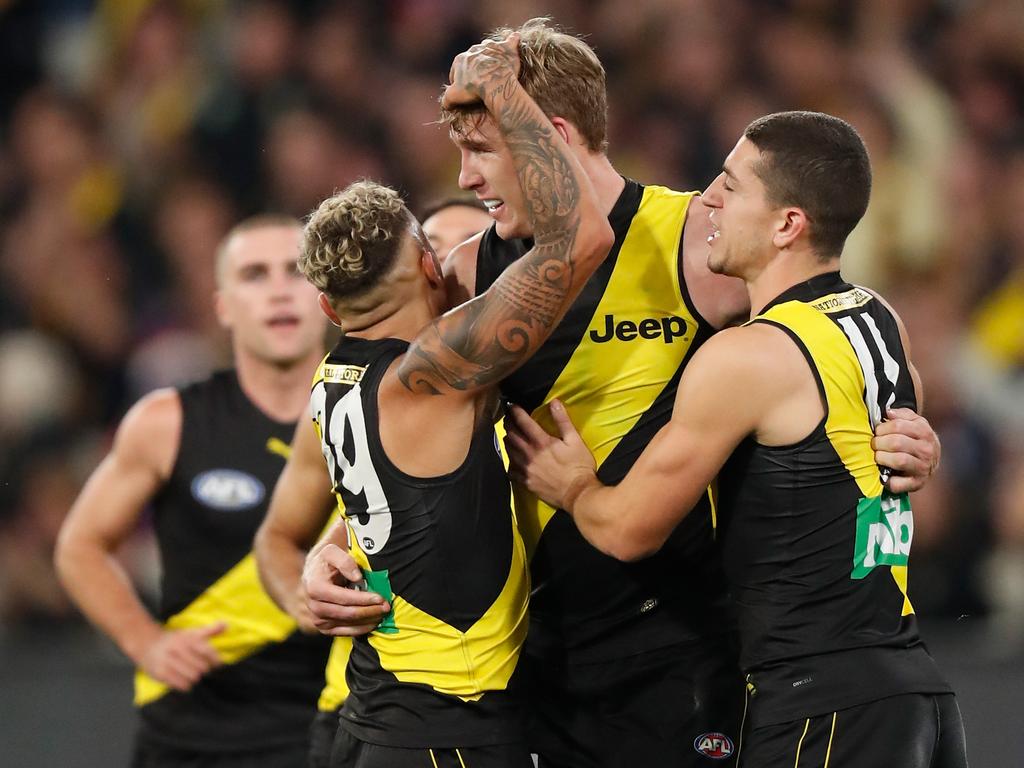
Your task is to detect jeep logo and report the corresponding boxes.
[589,314,688,344]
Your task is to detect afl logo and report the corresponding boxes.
[191,470,265,511]
[694,732,734,760]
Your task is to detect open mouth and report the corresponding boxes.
[267,315,300,329]
[482,198,504,217]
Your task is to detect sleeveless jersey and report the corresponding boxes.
[719,272,951,727]
[310,336,529,748]
[139,370,331,751]
[476,179,731,661]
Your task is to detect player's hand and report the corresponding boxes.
[303,543,389,637]
[505,399,598,510]
[873,408,941,494]
[290,580,319,635]
[442,33,521,110]
[138,622,225,692]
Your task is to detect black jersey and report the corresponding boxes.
[718,273,951,728]
[138,370,330,752]
[476,179,732,662]
[310,336,529,748]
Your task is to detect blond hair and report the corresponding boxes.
[441,17,608,153]
[299,181,413,301]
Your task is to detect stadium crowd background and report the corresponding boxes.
[0,0,1021,763]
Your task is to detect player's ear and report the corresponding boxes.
[773,207,807,251]
[214,290,232,330]
[550,117,578,147]
[422,247,444,290]
[318,293,343,327]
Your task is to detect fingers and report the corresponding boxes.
[316,544,365,584]
[507,405,554,446]
[874,450,929,478]
[549,399,582,444]
[308,597,389,637]
[886,474,926,495]
[195,620,227,639]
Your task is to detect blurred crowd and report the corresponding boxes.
[0,0,1021,655]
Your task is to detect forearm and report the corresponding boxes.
[254,526,308,617]
[56,541,161,663]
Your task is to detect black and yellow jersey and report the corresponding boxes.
[310,336,529,748]
[477,179,731,662]
[718,272,951,727]
[140,370,331,752]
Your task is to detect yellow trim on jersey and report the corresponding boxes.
[265,436,291,460]
[358,532,530,701]
[518,186,699,557]
[317,637,353,711]
[758,295,914,614]
[316,506,352,710]
[134,554,299,706]
[808,288,873,314]
[758,300,880,499]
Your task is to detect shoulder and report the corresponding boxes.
[680,196,751,329]
[443,231,484,304]
[685,323,808,395]
[860,285,911,345]
[113,388,182,479]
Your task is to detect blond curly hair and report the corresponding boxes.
[440,17,608,153]
[299,181,413,300]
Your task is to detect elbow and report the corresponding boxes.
[53,530,80,589]
[584,523,662,563]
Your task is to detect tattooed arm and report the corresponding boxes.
[396,35,613,398]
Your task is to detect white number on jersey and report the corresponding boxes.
[310,381,393,554]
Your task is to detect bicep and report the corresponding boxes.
[61,399,178,551]
[612,337,762,536]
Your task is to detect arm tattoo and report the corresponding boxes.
[399,72,592,395]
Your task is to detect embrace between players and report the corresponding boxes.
[60,17,967,768]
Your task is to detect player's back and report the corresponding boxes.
[477,179,733,662]
[719,272,951,727]
[140,370,331,751]
[311,335,529,748]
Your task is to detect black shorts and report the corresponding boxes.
[329,729,533,768]
[739,693,968,768]
[309,709,341,768]
[132,738,308,768]
[523,636,745,768]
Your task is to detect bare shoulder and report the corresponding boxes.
[687,323,807,390]
[113,388,182,480]
[443,231,484,305]
[680,197,750,329]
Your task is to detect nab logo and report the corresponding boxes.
[693,732,734,760]
[191,469,265,511]
[589,314,688,344]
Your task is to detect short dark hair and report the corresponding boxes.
[744,111,871,259]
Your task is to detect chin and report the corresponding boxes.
[495,218,529,242]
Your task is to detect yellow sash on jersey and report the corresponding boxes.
[515,186,705,556]
[134,553,300,706]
